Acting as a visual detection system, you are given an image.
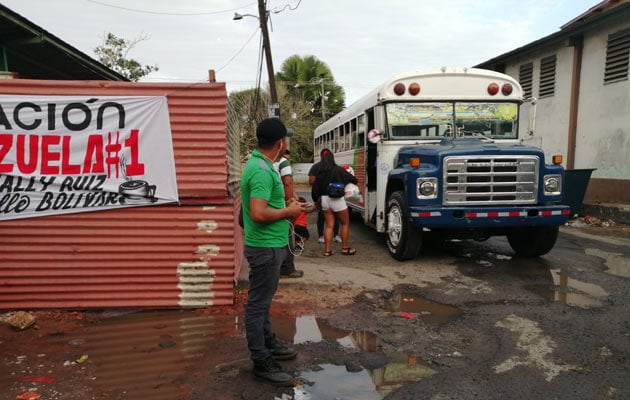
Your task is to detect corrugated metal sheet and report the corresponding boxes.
[0,204,236,309]
[0,79,242,309]
[226,95,244,279]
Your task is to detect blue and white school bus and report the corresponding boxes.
[314,67,570,261]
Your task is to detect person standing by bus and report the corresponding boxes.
[308,148,340,243]
[312,150,358,256]
[241,118,305,386]
[274,149,304,279]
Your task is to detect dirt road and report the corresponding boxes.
[2,211,629,400]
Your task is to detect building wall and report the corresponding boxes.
[576,13,630,180]
[506,40,576,164]
[487,7,630,203]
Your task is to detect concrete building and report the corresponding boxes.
[476,0,630,205]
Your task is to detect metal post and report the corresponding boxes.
[258,0,279,116]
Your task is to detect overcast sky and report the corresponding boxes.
[2,0,600,104]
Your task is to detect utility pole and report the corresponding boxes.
[258,0,279,118]
[320,79,326,121]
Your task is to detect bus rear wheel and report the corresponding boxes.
[386,191,422,261]
[507,226,559,257]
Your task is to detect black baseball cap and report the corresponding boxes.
[256,118,294,144]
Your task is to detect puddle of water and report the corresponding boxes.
[271,315,354,348]
[294,356,435,399]
[48,305,437,398]
[508,262,555,279]
[272,314,436,398]
[59,310,242,399]
[389,293,462,324]
[585,248,630,278]
[369,352,435,395]
[272,315,380,350]
[295,364,382,400]
[525,268,608,308]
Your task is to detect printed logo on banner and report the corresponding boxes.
[0,95,179,220]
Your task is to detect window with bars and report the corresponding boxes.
[604,29,630,84]
[519,62,533,98]
[539,55,556,98]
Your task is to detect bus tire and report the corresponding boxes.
[386,191,422,261]
[507,226,559,257]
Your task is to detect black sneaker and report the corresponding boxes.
[267,334,297,360]
[280,270,304,279]
[253,357,293,386]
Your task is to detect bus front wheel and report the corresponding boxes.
[386,191,422,261]
[507,226,559,257]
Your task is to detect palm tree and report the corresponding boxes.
[276,55,345,120]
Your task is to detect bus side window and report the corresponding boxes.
[357,115,365,145]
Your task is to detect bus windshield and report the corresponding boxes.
[386,102,519,140]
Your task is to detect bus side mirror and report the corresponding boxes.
[521,97,542,147]
[526,97,537,136]
[368,129,383,144]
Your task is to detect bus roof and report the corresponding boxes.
[315,67,523,136]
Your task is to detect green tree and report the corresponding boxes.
[94,33,158,81]
[276,55,345,121]
[229,55,346,162]
[276,83,321,163]
[228,85,320,163]
[228,88,269,162]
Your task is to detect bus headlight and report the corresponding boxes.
[417,178,438,199]
[543,175,561,195]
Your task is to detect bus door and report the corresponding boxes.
[364,109,378,227]
[365,106,389,232]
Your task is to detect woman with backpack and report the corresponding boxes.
[312,150,358,256]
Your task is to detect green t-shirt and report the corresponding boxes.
[241,150,288,248]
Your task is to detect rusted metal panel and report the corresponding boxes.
[0,79,242,309]
[226,95,244,279]
[0,205,236,309]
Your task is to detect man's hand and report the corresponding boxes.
[285,200,306,219]
[303,202,317,213]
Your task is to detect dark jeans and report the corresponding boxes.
[317,210,339,237]
[244,246,285,362]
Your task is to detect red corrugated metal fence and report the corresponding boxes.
[0,79,240,309]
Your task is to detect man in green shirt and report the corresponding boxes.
[241,118,306,386]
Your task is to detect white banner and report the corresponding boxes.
[0,95,179,220]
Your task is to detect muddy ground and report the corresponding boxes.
[1,214,629,400]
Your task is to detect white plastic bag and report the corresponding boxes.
[344,183,363,202]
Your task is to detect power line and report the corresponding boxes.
[271,0,302,14]
[86,0,257,16]
[216,27,260,73]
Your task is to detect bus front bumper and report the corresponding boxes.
[409,205,570,229]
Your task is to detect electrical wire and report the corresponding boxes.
[252,31,265,118]
[216,27,260,73]
[271,0,302,14]
[287,220,306,256]
[86,0,257,16]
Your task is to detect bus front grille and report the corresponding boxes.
[443,155,539,205]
